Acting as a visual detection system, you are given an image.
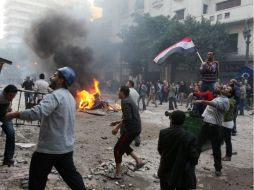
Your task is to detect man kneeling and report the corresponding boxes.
[158,110,199,190]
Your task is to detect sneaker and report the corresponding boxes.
[231,132,237,136]
[222,156,231,161]
[3,159,14,167]
[135,141,140,147]
[215,170,222,177]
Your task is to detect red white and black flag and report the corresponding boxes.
[153,36,196,64]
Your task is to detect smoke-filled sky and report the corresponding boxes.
[0,0,6,39]
[0,0,102,39]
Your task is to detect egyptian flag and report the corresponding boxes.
[153,36,196,64]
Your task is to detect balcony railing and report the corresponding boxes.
[216,0,241,11]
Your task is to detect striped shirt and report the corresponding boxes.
[200,61,219,82]
[202,95,229,126]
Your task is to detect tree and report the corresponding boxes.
[119,14,231,79]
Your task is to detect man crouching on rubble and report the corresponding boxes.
[5,67,86,190]
[111,86,145,179]
[158,110,199,190]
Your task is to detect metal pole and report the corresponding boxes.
[245,37,250,66]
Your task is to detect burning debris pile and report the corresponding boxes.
[76,79,121,114]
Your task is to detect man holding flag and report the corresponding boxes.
[200,52,219,92]
[153,37,219,93]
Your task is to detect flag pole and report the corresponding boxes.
[196,51,204,64]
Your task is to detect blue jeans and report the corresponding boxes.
[238,98,245,115]
[25,92,33,104]
[201,82,215,92]
[1,120,15,160]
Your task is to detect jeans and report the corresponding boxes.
[168,97,177,110]
[197,123,222,171]
[138,95,146,110]
[159,92,163,104]
[179,93,185,106]
[201,82,215,92]
[223,127,232,157]
[238,98,245,115]
[24,92,33,104]
[1,120,15,161]
[29,151,86,190]
[232,103,239,134]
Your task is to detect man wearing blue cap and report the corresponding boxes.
[5,67,86,190]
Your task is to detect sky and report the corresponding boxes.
[0,0,6,39]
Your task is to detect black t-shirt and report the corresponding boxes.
[0,91,10,121]
[22,80,34,90]
[121,97,141,134]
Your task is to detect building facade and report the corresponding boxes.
[144,0,253,82]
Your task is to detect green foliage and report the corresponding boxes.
[119,14,230,77]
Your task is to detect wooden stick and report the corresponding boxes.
[196,51,204,64]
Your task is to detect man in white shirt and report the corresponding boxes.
[126,80,139,106]
[34,73,49,103]
[194,85,230,177]
[126,80,141,146]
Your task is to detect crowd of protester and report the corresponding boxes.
[124,79,253,116]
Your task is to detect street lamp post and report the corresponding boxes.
[243,20,252,66]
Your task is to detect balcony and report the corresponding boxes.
[202,4,253,24]
[216,0,241,11]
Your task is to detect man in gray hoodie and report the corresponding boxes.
[5,67,86,190]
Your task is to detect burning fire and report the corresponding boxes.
[76,79,101,110]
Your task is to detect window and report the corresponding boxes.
[152,0,163,9]
[175,9,185,20]
[203,4,208,14]
[226,33,238,53]
[210,16,215,21]
[216,0,241,11]
[225,12,230,18]
[217,14,222,21]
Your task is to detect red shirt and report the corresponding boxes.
[193,91,214,101]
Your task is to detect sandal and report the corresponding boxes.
[134,162,145,171]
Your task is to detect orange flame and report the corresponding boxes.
[76,79,101,109]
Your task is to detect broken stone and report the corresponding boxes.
[115,181,119,185]
[120,184,125,188]
[101,136,108,140]
[153,173,158,179]
[15,143,36,148]
[198,184,204,188]
[128,184,133,187]
[102,178,107,183]
[203,167,210,171]
[87,175,93,180]
[106,147,113,151]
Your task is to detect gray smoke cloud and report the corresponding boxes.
[27,12,94,89]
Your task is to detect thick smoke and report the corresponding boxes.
[27,12,94,89]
